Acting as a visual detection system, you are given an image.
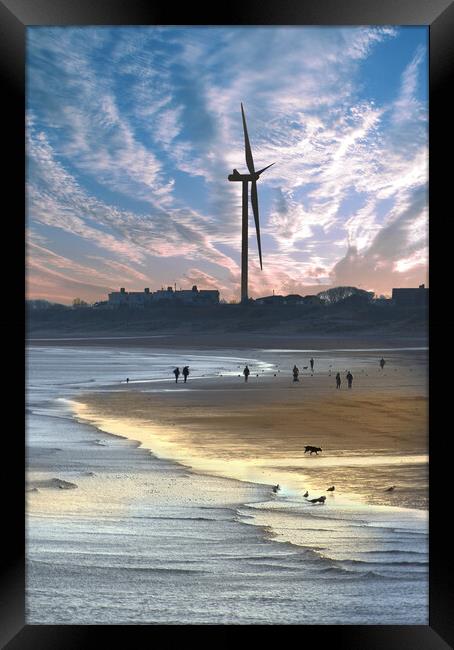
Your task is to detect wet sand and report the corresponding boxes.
[74,353,427,510]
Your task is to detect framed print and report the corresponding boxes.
[2,0,453,646]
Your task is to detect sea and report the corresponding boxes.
[26,344,428,624]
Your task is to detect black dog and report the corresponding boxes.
[308,496,326,504]
[304,445,322,455]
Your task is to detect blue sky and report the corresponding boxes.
[26,26,428,303]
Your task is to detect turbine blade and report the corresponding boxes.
[257,162,275,176]
[251,180,263,270]
[241,103,255,175]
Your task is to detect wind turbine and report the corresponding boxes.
[228,103,274,303]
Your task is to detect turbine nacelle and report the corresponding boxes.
[228,163,275,182]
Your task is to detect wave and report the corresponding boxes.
[361,549,427,555]
[201,505,241,513]
[341,558,428,567]
[242,562,301,572]
[214,553,298,561]
[130,515,232,522]
[27,410,75,422]
[120,566,207,574]
[30,560,206,574]
[27,478,78,490]
[317,566,420,581]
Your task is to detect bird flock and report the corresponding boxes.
[271,448,397,504]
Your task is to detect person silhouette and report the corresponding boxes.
[293,365,299,382]
[126,377,129,384]
[335,372,341,389]
[380,358,386,370]
[346,371,353,389]
[173,367,180,383]
[243,365,250,382]
[182,366,190,383]
[310,358,314,372]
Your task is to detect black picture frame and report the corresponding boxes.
[3,0,453,646]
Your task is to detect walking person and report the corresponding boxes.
[182,366,190,383]
[243,365,250,382]
[173,367,180,383]
[310,358,314,373]
[126,377,129,384]
[346,371,353,389]
[335,372,341,389]
[293,365,299,382]
[380,357,386,370]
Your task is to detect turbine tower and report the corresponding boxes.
[228,103,274,304]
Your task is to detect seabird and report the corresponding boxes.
[303,491,309,498]
[327,486,335,492]
[385,486,396,492]
[272,484,280,493]
[308,495,326,504]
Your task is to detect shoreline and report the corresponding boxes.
[27,343,428,514]
[71,346,428,512]
[73,398,429,512]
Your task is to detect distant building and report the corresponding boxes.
[107,285,219,308]
[302,295,321,305]
[193,289,220,304]
[255,295,285,305]
[153,286,175,302]
[255,294,319,305]
[108,287,126,306]
[127,287,153,308]
[392,284,428,308]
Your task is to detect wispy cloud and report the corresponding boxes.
[392,44,426,124]
[27,26,428,302]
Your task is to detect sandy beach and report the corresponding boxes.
[73,348,427,510]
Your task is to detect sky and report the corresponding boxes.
[26,26,428,304]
